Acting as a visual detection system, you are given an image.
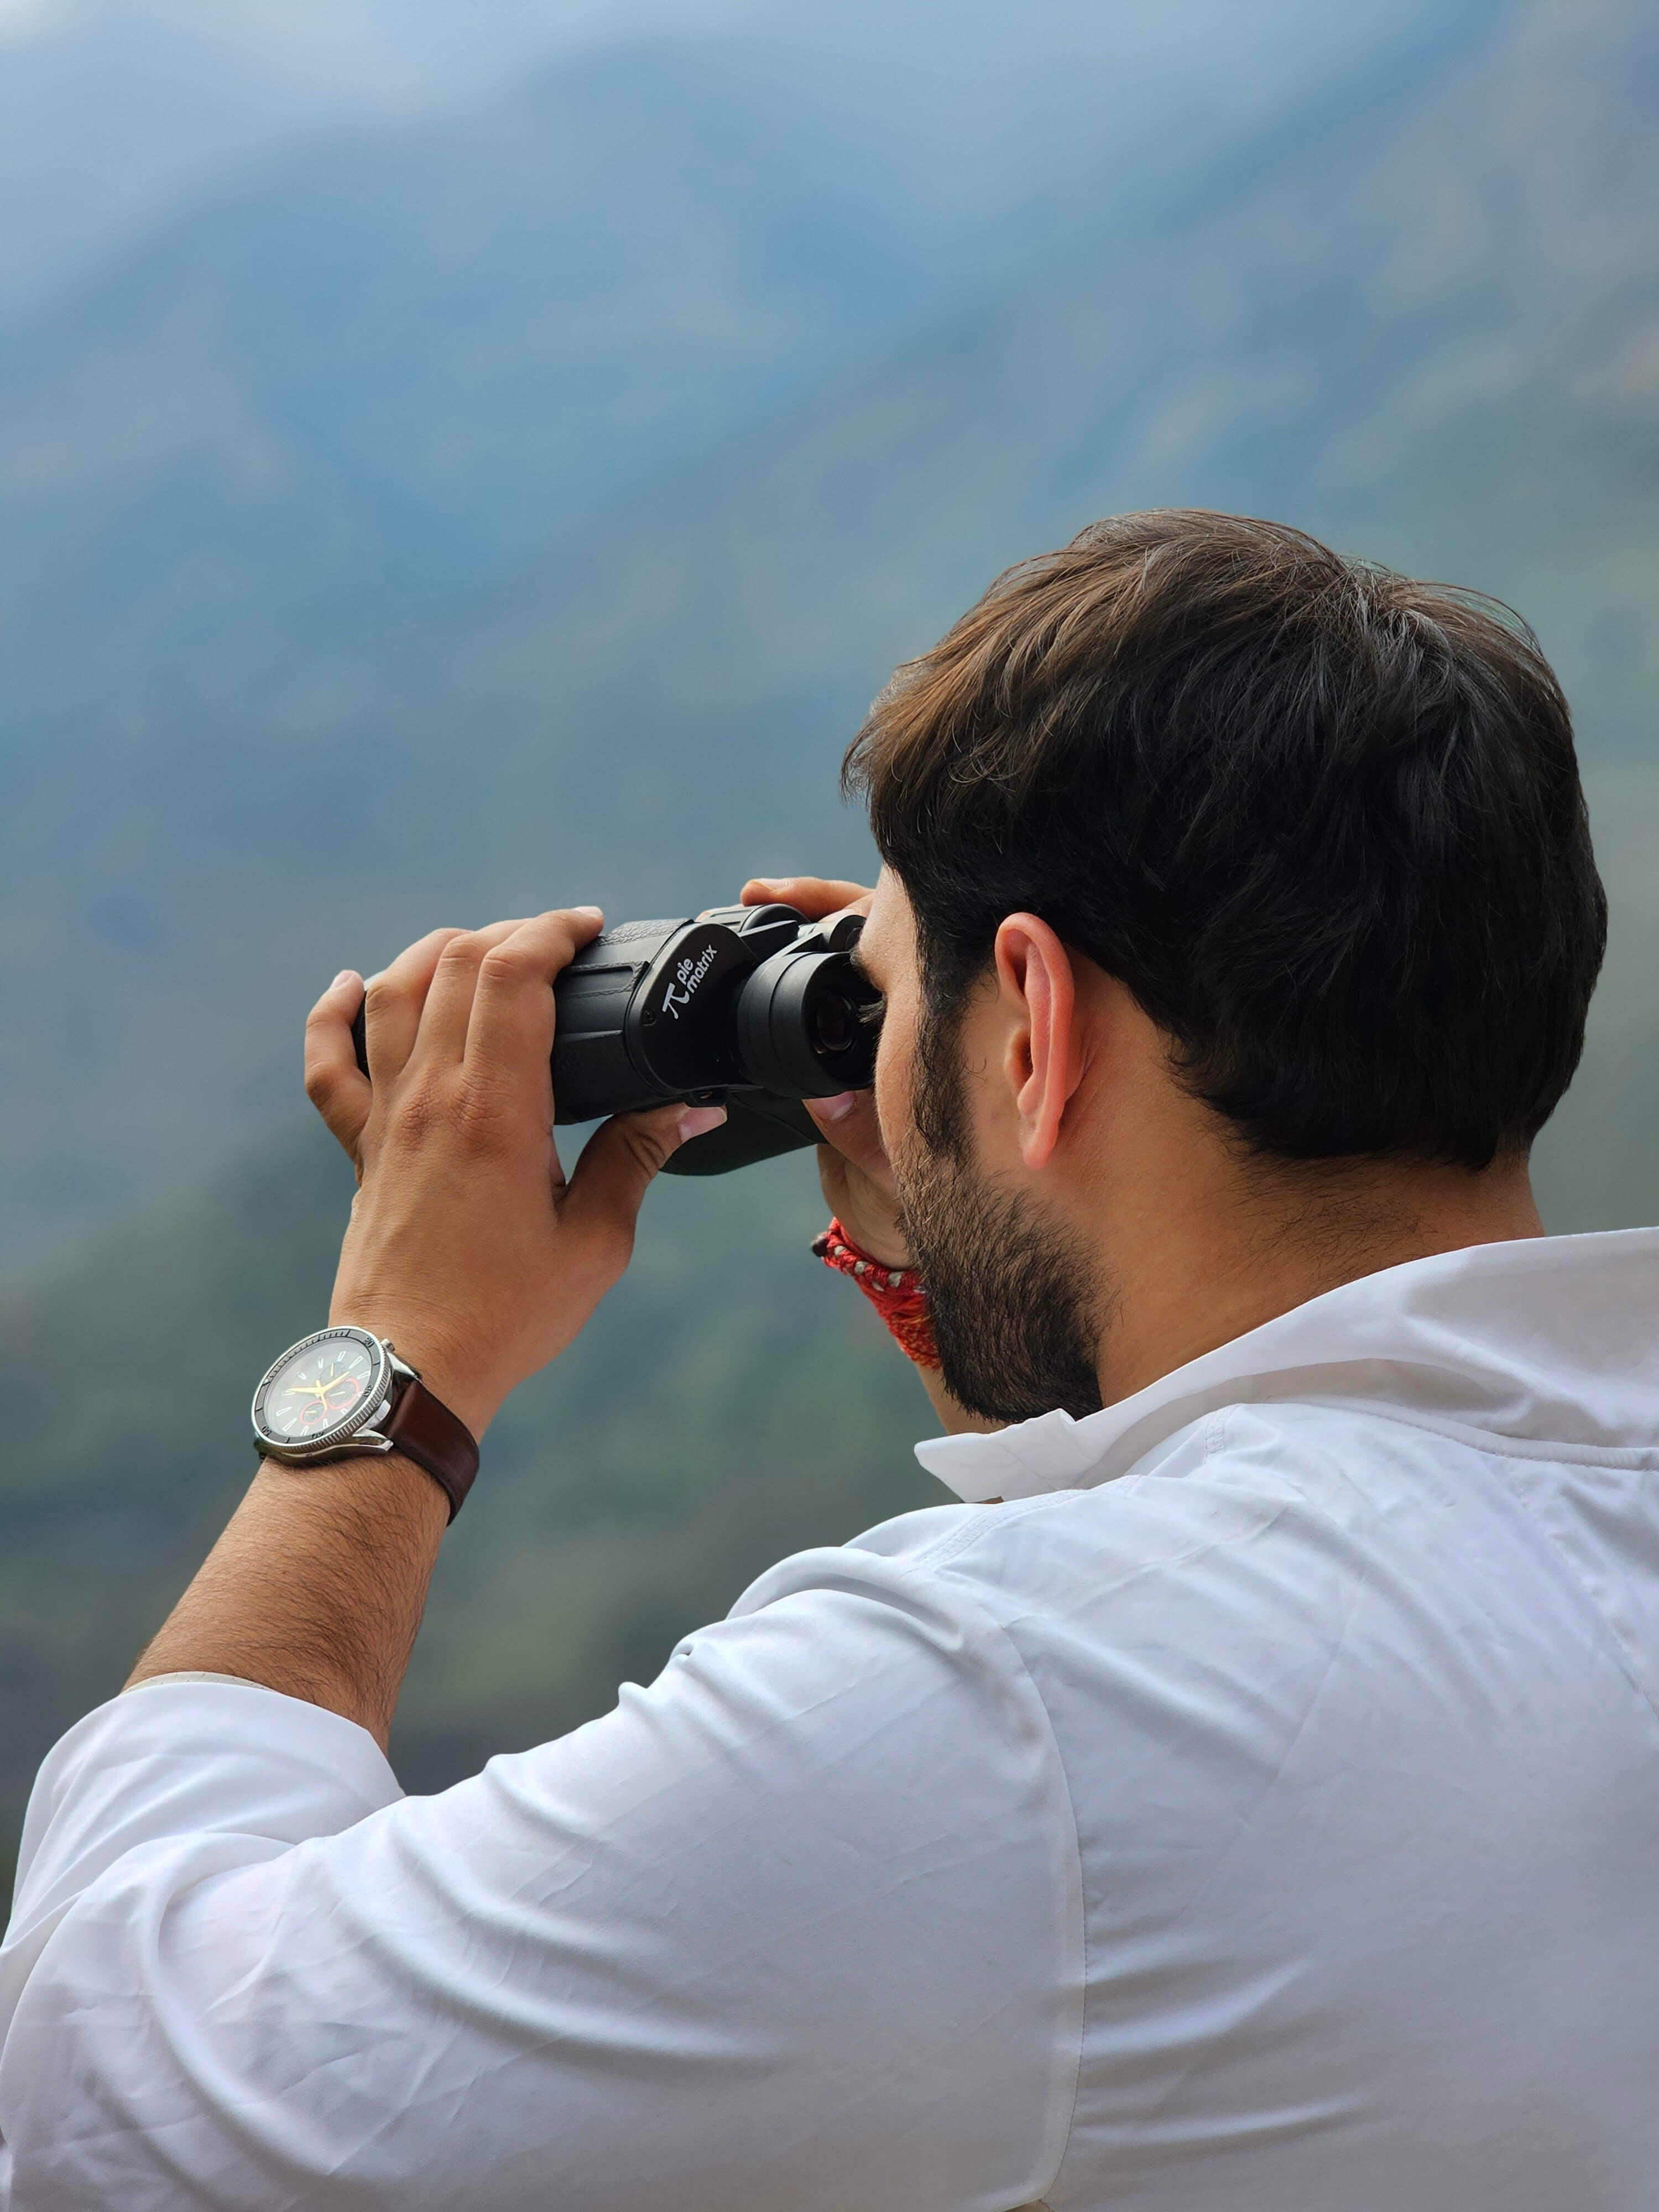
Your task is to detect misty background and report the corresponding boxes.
[2,0,1655,1861]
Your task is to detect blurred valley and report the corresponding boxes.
[2,0,1655,1853]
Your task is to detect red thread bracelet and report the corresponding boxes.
[813,1216,940,1369]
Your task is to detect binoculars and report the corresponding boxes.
[351,902,880,1175]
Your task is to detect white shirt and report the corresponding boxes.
[3,1227,1658,2210]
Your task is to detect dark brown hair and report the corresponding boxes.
[846,510,1606,1169]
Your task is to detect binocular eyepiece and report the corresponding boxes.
[351,903,881,1176]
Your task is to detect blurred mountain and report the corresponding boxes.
[2,0,1440,700]
[0,0,742,307]
[1,0,1475,1259]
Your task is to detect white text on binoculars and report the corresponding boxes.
[661,947,719,1019]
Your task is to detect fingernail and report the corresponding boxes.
[572,905,603,920]
[676,1104,727,1142]
[816,1091,858,1122]
[332,969,358,990]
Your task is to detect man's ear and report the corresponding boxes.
[993,914,1082,1169]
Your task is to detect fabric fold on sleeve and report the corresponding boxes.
[3,1681,400,1997]
[0,1544,1079,2212]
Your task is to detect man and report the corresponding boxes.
[1,510,1651,2210]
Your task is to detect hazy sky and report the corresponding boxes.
[0,0,739,302]
[0,0,1458,310]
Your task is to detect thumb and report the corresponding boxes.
[805,1087,893,1185]
[562,1101,728,1250]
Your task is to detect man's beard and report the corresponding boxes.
[892,1001,1108,1425]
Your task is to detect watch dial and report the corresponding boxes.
[263,1335,377,1444]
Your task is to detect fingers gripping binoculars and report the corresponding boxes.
[351,904,880,1175]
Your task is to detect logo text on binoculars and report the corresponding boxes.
[662,943,719,1020]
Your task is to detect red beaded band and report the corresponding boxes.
[813,1216,940,1369]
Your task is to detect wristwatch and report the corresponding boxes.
[251,1324,479,1522]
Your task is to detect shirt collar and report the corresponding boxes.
[916,1227,1659,1504]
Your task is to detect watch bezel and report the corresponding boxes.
[252,1325,395,1462]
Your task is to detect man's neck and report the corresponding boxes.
[1090,1145,1545,1408]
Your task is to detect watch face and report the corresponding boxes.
[256,1330,382,1448]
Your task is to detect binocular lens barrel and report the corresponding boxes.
[348,901,880,1176]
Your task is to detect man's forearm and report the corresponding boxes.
[126,1453,448,1749]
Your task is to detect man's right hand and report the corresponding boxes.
[739,873,910,1271]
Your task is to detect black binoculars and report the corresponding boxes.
[351,902,880,1175]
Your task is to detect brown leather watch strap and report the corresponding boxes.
[382,1376,479,1523]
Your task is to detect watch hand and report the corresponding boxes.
[288,1381,338,1406]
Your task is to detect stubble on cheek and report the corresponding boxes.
[894,1104,1108,1425]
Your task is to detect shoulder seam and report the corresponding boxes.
[907,1485,1127,1578]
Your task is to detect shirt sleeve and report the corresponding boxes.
[0,1542,1082,2212]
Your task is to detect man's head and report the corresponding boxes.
[846,511,1607,1421]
